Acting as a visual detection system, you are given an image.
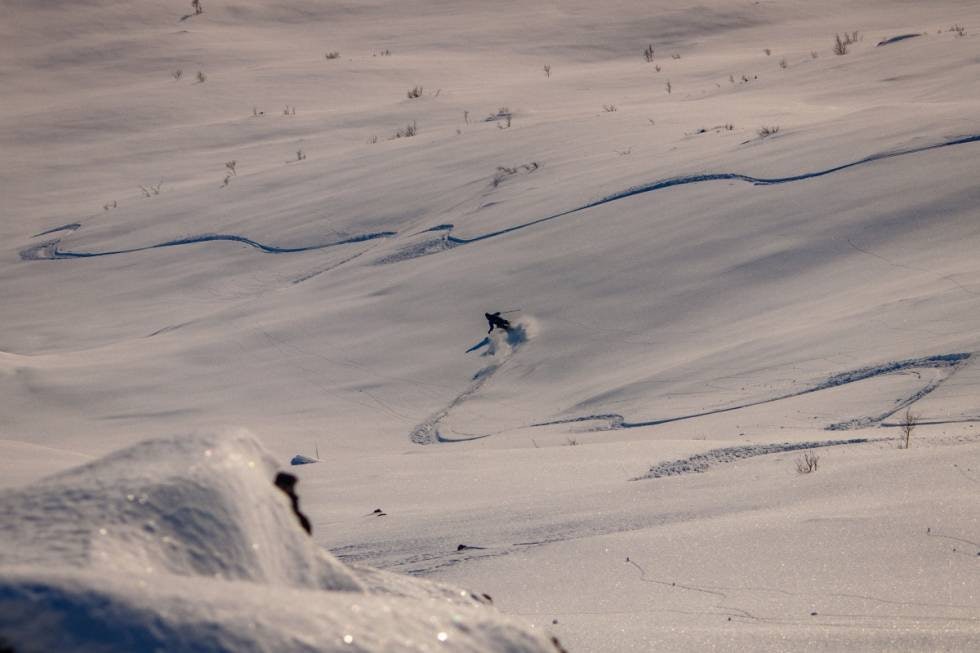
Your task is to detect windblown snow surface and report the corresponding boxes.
[0,431,560,652]
[3,0,980,650]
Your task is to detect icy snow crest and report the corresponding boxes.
[0,431,560,653]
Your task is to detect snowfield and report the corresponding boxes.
[2,0,979,650]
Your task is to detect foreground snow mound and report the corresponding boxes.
[0,431,561,653]
[0,429,358,591]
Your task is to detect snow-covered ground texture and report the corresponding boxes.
[2,0,980,649]
[0,430,561,652]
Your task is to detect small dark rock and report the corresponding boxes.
[274,472,312,535]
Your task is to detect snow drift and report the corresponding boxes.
[0,430,561,652]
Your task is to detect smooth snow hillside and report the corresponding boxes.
[0,430,562,653]
[2,1,980,465]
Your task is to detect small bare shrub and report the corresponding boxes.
[324,51,340,60]
[643,44,655,62]
[758,125,779,138]
[655,64,661,72]
[225,161,236,176]
[196,70,207,83]
[492,166,516,187]
[192,0,203,15]
[393,121,417,139]
[671,53,681,60]
[602,104,618,112]
[139,182,163,197]
[834,31,860,55]
[366,135,378,144]
[949,24,966,37]
[764,48,771,56]
[103,200,117,211]
[463,110,469,124]
[565,437,579,446]
[544,64,551,78]
[485,107,511,122]
[899,408,918,449]
[406,85,423,99]
[779,57,788,69]
[172,69,183,81]
[796,450,819,474]
[665,79,672,94]
[811,50,819,59]
[296,148,306,161]
[729,74,735,84]
[491,162,538,187]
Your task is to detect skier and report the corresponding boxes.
[485,311,512,334]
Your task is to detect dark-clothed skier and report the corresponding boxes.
[485,312,512,334]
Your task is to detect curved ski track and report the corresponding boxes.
[437,133,980,247]
[533,353,971,432]
[20,134,980,262]
[409,329,532,444]
[20,230,395,261]
[409,360,507,445]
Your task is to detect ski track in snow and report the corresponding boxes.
[411,348,970,446]
[410,326,531,444]
[434,134,980,248]
[19,230,395,261]
[408,363,500,445]
[533,353,971,432]
[19,134,980,263]
[633,438,870,480]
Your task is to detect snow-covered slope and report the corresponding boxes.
[4,0,980,460]
[0,430,561,652]
[2,0,979,649]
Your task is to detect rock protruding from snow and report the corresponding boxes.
[0,430,560,653]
